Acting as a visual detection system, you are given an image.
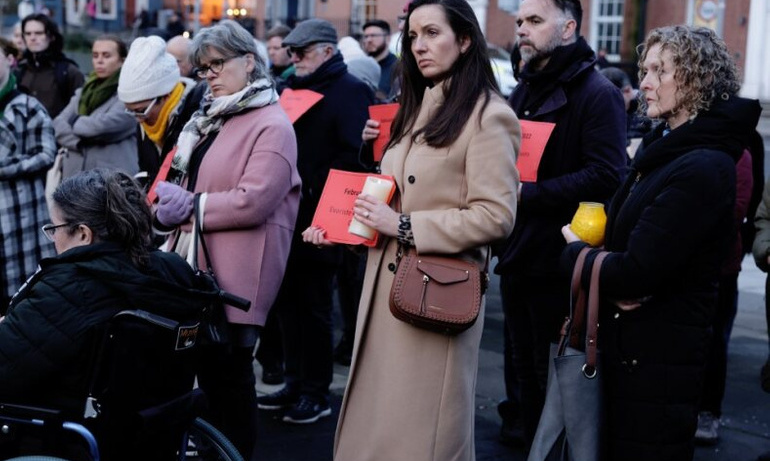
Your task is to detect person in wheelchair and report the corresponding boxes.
[0,169,218,460]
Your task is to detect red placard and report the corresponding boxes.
[311,169,397,247]
[368,103,399,162]
[279,89,324,123]
[146,146,177,204]
[517,120,556,182]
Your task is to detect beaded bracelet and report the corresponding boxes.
[397,214,415,246]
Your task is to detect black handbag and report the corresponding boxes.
[191,194,250,345]
[528,248,608,461]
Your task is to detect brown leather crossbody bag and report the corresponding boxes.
[389,245,489,335]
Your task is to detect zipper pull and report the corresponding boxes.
[419,274,430,314]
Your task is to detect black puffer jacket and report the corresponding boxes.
[564,95,762,461]
[0,242,213,417]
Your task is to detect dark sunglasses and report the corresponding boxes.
[286,44,323,60]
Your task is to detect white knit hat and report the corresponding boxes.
[118,36,181,103]
[338,36,366,63]
[347,56,381,93]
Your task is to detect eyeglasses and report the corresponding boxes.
[124,97,158,119]
[286,44,322,60]
[41,223,70,241]
[194,56,238,79]
[362,33,388,40]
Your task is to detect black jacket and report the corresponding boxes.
[495,37,627,276]
[564,95,762,461]
[284,52,374,265]
[0,243,213,417]
[15,49,84,119]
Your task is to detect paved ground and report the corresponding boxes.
[253,256,770,461]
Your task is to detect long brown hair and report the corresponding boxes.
[385,0,500,151]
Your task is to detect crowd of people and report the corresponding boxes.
[0,0,768,460]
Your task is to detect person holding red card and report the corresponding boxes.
[305,1,520,459]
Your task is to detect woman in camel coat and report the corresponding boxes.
[304,1,519,458]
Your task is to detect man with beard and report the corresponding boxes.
[494,0,627,449]
[361,19,397,101]
[15,14,84,119]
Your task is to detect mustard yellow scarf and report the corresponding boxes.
[142,82,184,145]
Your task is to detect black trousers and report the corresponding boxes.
[275,260,336,404]
[335,250,366,351]
[700,272,739,417]
[197,343,259,460]
[255,308,283,373]
[500,271,570,447]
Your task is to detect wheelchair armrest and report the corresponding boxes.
[0,402,63,423]
[111,309,180,330]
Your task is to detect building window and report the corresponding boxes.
[498,0,521,14]
[363,0,377,20]
[687,0,724,35]
[591,0,624,61]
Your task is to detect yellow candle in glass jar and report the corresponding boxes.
[570,202,607,247]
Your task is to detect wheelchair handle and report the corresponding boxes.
[218,290,251,312]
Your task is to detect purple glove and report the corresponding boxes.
[155,181,194,227]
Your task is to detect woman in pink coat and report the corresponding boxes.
[151,20,300,459]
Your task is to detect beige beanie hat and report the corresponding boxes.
[118,36,181,103]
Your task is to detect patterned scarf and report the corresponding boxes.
[167,78,278,184]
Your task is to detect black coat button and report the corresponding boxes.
[388,263,396,272]
[408,175,415,184]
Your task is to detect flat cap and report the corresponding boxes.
[282,19,338,48]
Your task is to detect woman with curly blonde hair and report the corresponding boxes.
[562,25,761,461]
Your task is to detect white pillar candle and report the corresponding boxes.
[348,176,394,240]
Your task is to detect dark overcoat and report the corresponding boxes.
[564,95,762,461]
[496,37,627,276]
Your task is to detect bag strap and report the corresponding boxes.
[559,246,591,354]
[567,247,591,349]
[191,193,214,273]
[584,251,608,379]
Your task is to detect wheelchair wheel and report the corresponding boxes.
[180,417,243,461]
